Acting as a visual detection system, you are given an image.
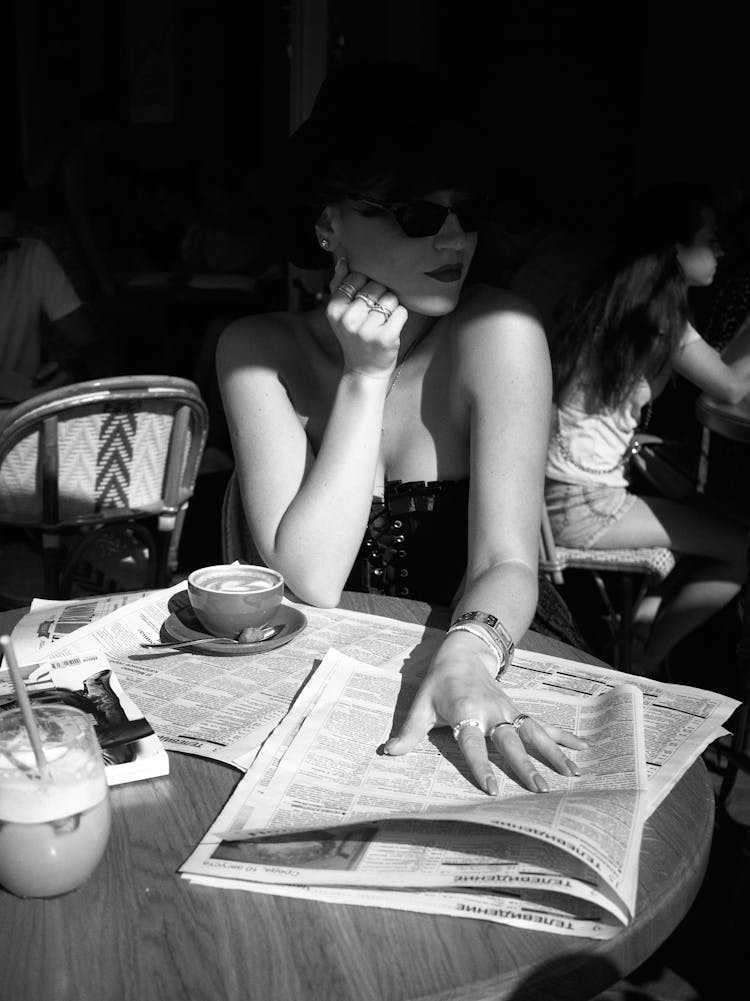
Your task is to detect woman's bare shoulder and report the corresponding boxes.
[219,309,296,345]
[454,283,546,338]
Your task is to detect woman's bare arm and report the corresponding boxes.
[217,264,407,606]
[674,324,750,404]
[385,295,587,793]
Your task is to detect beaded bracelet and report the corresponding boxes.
[447,610,515,678]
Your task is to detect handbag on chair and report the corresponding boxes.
[627,432,695,502]
[626,400,696,502]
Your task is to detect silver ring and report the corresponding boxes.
[489,721,513,740]
[489,714,530,740]
[354,292,379,310]
[336,281,357,301]
[452,717,482,742]
[369,302,392,320]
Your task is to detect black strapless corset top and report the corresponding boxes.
[344,477,591,653]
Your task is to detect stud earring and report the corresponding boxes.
[320,239,329,249]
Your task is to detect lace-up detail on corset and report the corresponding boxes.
[346,480,469,604]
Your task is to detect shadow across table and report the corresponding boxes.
[0,594,714,1001]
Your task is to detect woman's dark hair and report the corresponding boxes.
[552,181,714,410]
[276,60,493,268]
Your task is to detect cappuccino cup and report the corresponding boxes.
[187,564,284,638]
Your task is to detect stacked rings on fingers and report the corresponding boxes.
[452,717,483,741]
[489,714,530,740]
[369,302,392,320]
[354,292,380,309]
[337,282,357,300]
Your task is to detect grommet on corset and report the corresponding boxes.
[373,567,383,576]
[399,587,410,596]
[393,534,404,544]
[392,520,402,529]
[399,569,409,578]
[398,550,406,558]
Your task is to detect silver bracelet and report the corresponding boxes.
[446,622,505,678]
[450,610,515,669]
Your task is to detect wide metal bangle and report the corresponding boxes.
[450,611,515,670]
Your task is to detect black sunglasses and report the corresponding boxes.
[352,196,489,238]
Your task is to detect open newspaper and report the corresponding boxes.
[180,648,654,939]
[177,644,737,938]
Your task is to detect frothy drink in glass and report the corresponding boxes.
[0,705,111,898]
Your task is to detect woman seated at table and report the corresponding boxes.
[546,181,750,678]
[217,60,587,796]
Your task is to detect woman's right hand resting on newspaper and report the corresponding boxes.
[384,644,587,796]
[217,60,589,795]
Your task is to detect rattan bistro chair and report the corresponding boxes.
[539,504,677,673]
[0,376,208,607]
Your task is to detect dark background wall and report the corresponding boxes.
[6,1,750,242]
[11,0,289,181]
[331,1,750,233]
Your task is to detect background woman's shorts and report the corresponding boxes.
[545,479,638,549]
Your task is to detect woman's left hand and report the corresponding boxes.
[382,645,588,795]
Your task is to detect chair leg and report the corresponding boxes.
[618,574,634,674]
[588,570,652,673]
[155,526,173,588]
[41,532,61,599]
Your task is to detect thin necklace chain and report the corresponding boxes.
[385,319,437,400]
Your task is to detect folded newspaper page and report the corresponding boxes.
[505,649,739,814]
[180,648,651,938]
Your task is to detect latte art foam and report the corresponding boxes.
[196,571,277,593]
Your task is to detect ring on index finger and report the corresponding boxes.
[336,281,357,300]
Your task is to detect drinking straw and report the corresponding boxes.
[0,635,49,779]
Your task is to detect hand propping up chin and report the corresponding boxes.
[326,257,408,381]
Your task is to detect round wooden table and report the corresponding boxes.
[0,594,714,1001]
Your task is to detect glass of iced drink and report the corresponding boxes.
[0,704,112,898]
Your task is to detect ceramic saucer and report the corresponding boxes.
[161,600,307,656]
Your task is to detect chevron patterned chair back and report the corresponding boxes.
[0,376,208,607]
[539,502,677,673]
